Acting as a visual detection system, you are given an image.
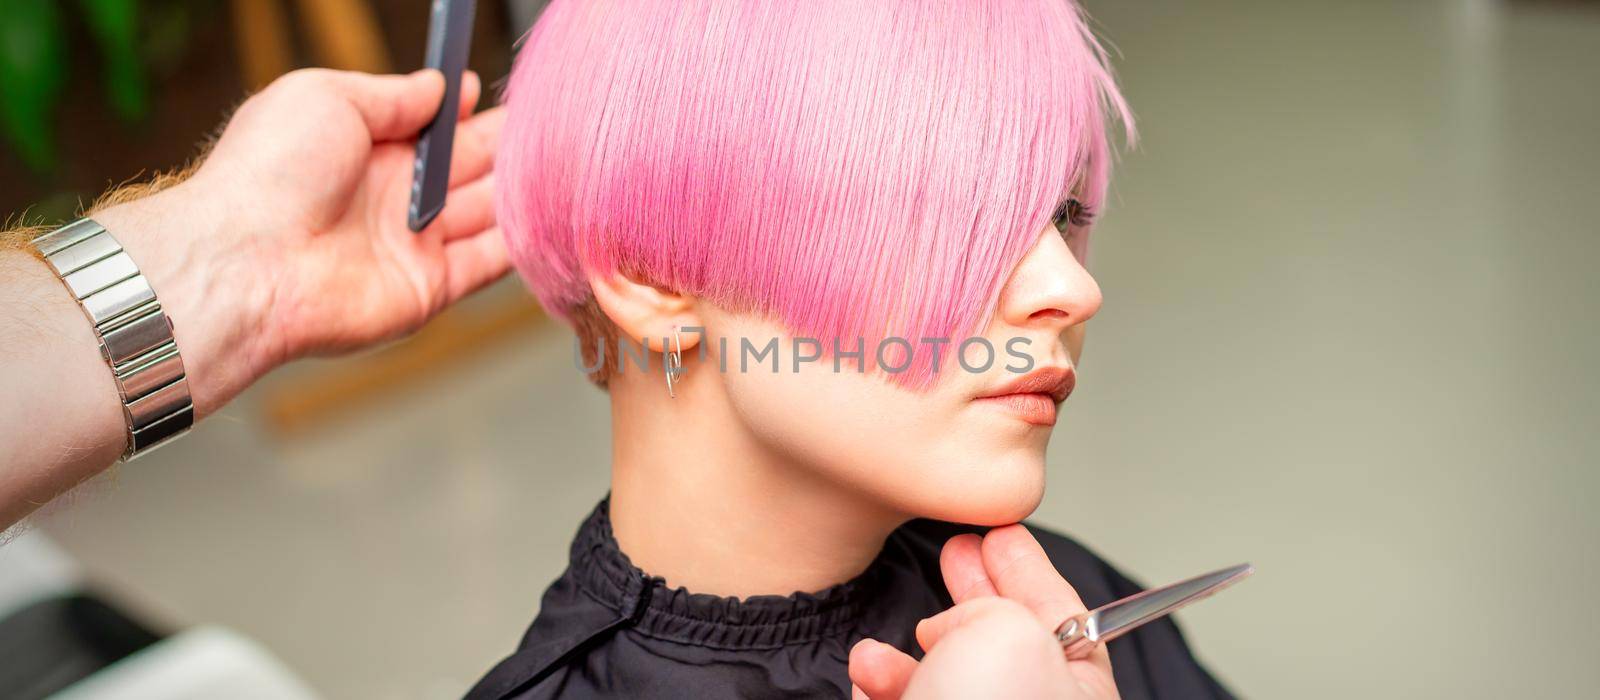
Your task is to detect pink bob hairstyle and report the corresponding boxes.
[497,0,1133,387]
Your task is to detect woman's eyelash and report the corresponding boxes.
[1051,198,1095,232]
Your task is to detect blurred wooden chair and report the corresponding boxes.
[231,0,392,91]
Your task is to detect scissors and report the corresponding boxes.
[1056,563,1253,659]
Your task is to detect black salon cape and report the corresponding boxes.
[465,499,1234,699]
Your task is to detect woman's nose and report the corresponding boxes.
[996,227,1103,332]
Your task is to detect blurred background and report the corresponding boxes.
[2,0,1597,698]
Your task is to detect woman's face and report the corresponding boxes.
[702,223,1101,526]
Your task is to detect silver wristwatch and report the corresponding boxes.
[33,218,193,460]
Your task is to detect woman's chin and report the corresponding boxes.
[953,488,1045,526]
[905,460,1046,527]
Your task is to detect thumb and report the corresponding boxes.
[329,69,449,141]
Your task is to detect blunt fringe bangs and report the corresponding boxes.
[498,0,1133,386]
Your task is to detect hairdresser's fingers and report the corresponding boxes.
[911,596,1031,658]
[319,69,447,142]
[911,604,961,654]
[979,525,1112,671]
[443,227,511,303]
[941,534,998,604]
[981,525,1089,626]
[903,598,1080,700]
[848,638,918,700]
[436,174,497,242]
[457,70,482,120]
[448,106,505,188]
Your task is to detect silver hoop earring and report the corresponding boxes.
[665,326,684,398]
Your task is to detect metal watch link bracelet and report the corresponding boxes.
[32,218,194,460]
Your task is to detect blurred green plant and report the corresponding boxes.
[0,1,68,173]
[82,0,151,121]
[0,0,149,174]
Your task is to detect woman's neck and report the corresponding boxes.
[606,370,906,599]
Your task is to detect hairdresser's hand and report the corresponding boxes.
[0,68,507,528]
[847,525,1118,700]
[93,68,509,416]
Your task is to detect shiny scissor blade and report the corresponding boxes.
[1090,563,1253,643]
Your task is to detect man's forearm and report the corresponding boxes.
[1,245,128,527]
[0,67,510,532]
[1,179,272,530]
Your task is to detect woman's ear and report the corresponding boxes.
[586,268,704,353]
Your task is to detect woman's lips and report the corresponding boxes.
[974,392,1058,426]
[973,366,1075,426]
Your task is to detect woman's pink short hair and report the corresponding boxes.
[498,0,1132,386]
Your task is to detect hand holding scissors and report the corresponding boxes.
[848,525,1249,699]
